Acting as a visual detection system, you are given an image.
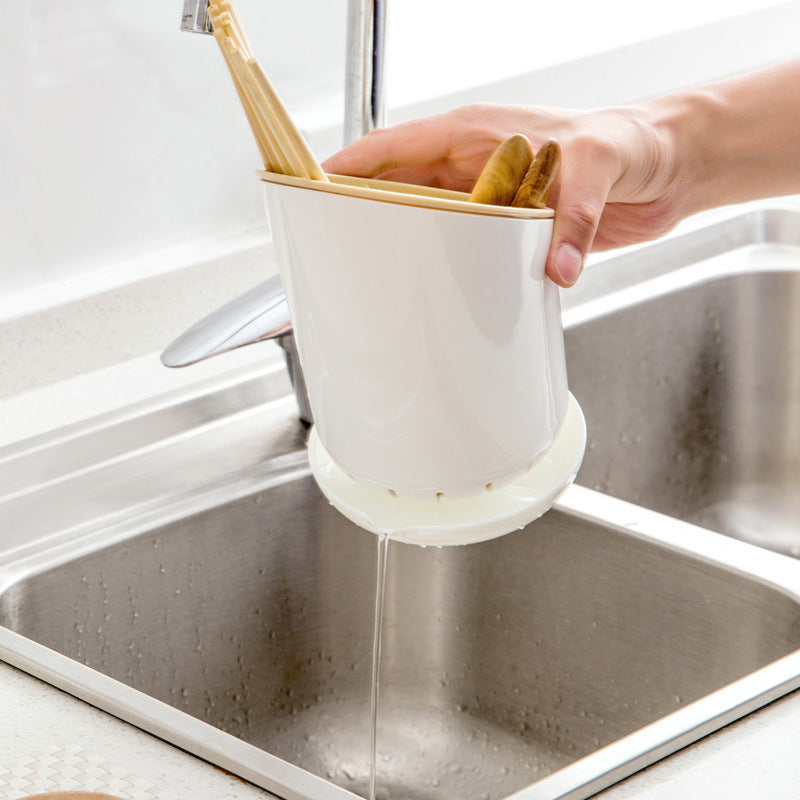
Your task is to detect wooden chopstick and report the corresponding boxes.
[218,0,253,56]
[213,31,276,171]
[247,58,327,181]
[208,1,328,181]
[217,35,288,172]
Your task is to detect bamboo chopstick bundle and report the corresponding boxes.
[208,1,328,181]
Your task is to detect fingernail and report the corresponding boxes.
[553,243,583,286]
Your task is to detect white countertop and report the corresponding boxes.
[0,659,268,800]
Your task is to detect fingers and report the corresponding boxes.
[321,129,401,177]
[546,140,618,287]
[322,115,456,179]
[323,107,629,289]
[321,105,513,189]
[370,164,476,193]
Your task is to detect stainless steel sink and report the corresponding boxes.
[2,204,800,800]
[3,468,800,800]
[564,206,800,557]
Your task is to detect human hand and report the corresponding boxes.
[322,102,686,287]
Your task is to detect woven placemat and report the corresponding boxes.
[21,793,126,799]
[0,744,178,800]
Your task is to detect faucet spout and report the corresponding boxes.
[168,0,391,425]
[180,0,213,34]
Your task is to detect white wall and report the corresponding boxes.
[0,0,347,298]
[386,0,786,107]
[1,0,797,303]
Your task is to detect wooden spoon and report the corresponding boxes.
[511,138,562,209]
[469,134,534,206]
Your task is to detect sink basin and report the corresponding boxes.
[2,204,800,800]
[3,459,800,800]
[564,206,800,557]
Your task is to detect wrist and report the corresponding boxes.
[650,62,800,216]
[647,87,725,220]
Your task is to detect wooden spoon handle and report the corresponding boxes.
[511,138,562,209]
[469,134,534,206]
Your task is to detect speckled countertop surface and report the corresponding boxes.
[0,659,269,800]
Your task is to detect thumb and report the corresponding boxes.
[546,155,613,287]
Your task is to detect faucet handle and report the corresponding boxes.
[161,274,291,368]
[160,275,312,424]
[181,0,213,34]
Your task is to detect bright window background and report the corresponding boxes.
[387,0,787,106]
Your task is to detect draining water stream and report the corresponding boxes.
[368,533,390,800]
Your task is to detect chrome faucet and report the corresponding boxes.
[344,0,388,140]
[180,0,213,33]
[165,1,389,423]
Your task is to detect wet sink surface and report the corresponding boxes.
[566,208,800,557]
[2,205,800,800]
[3,469,800,800]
